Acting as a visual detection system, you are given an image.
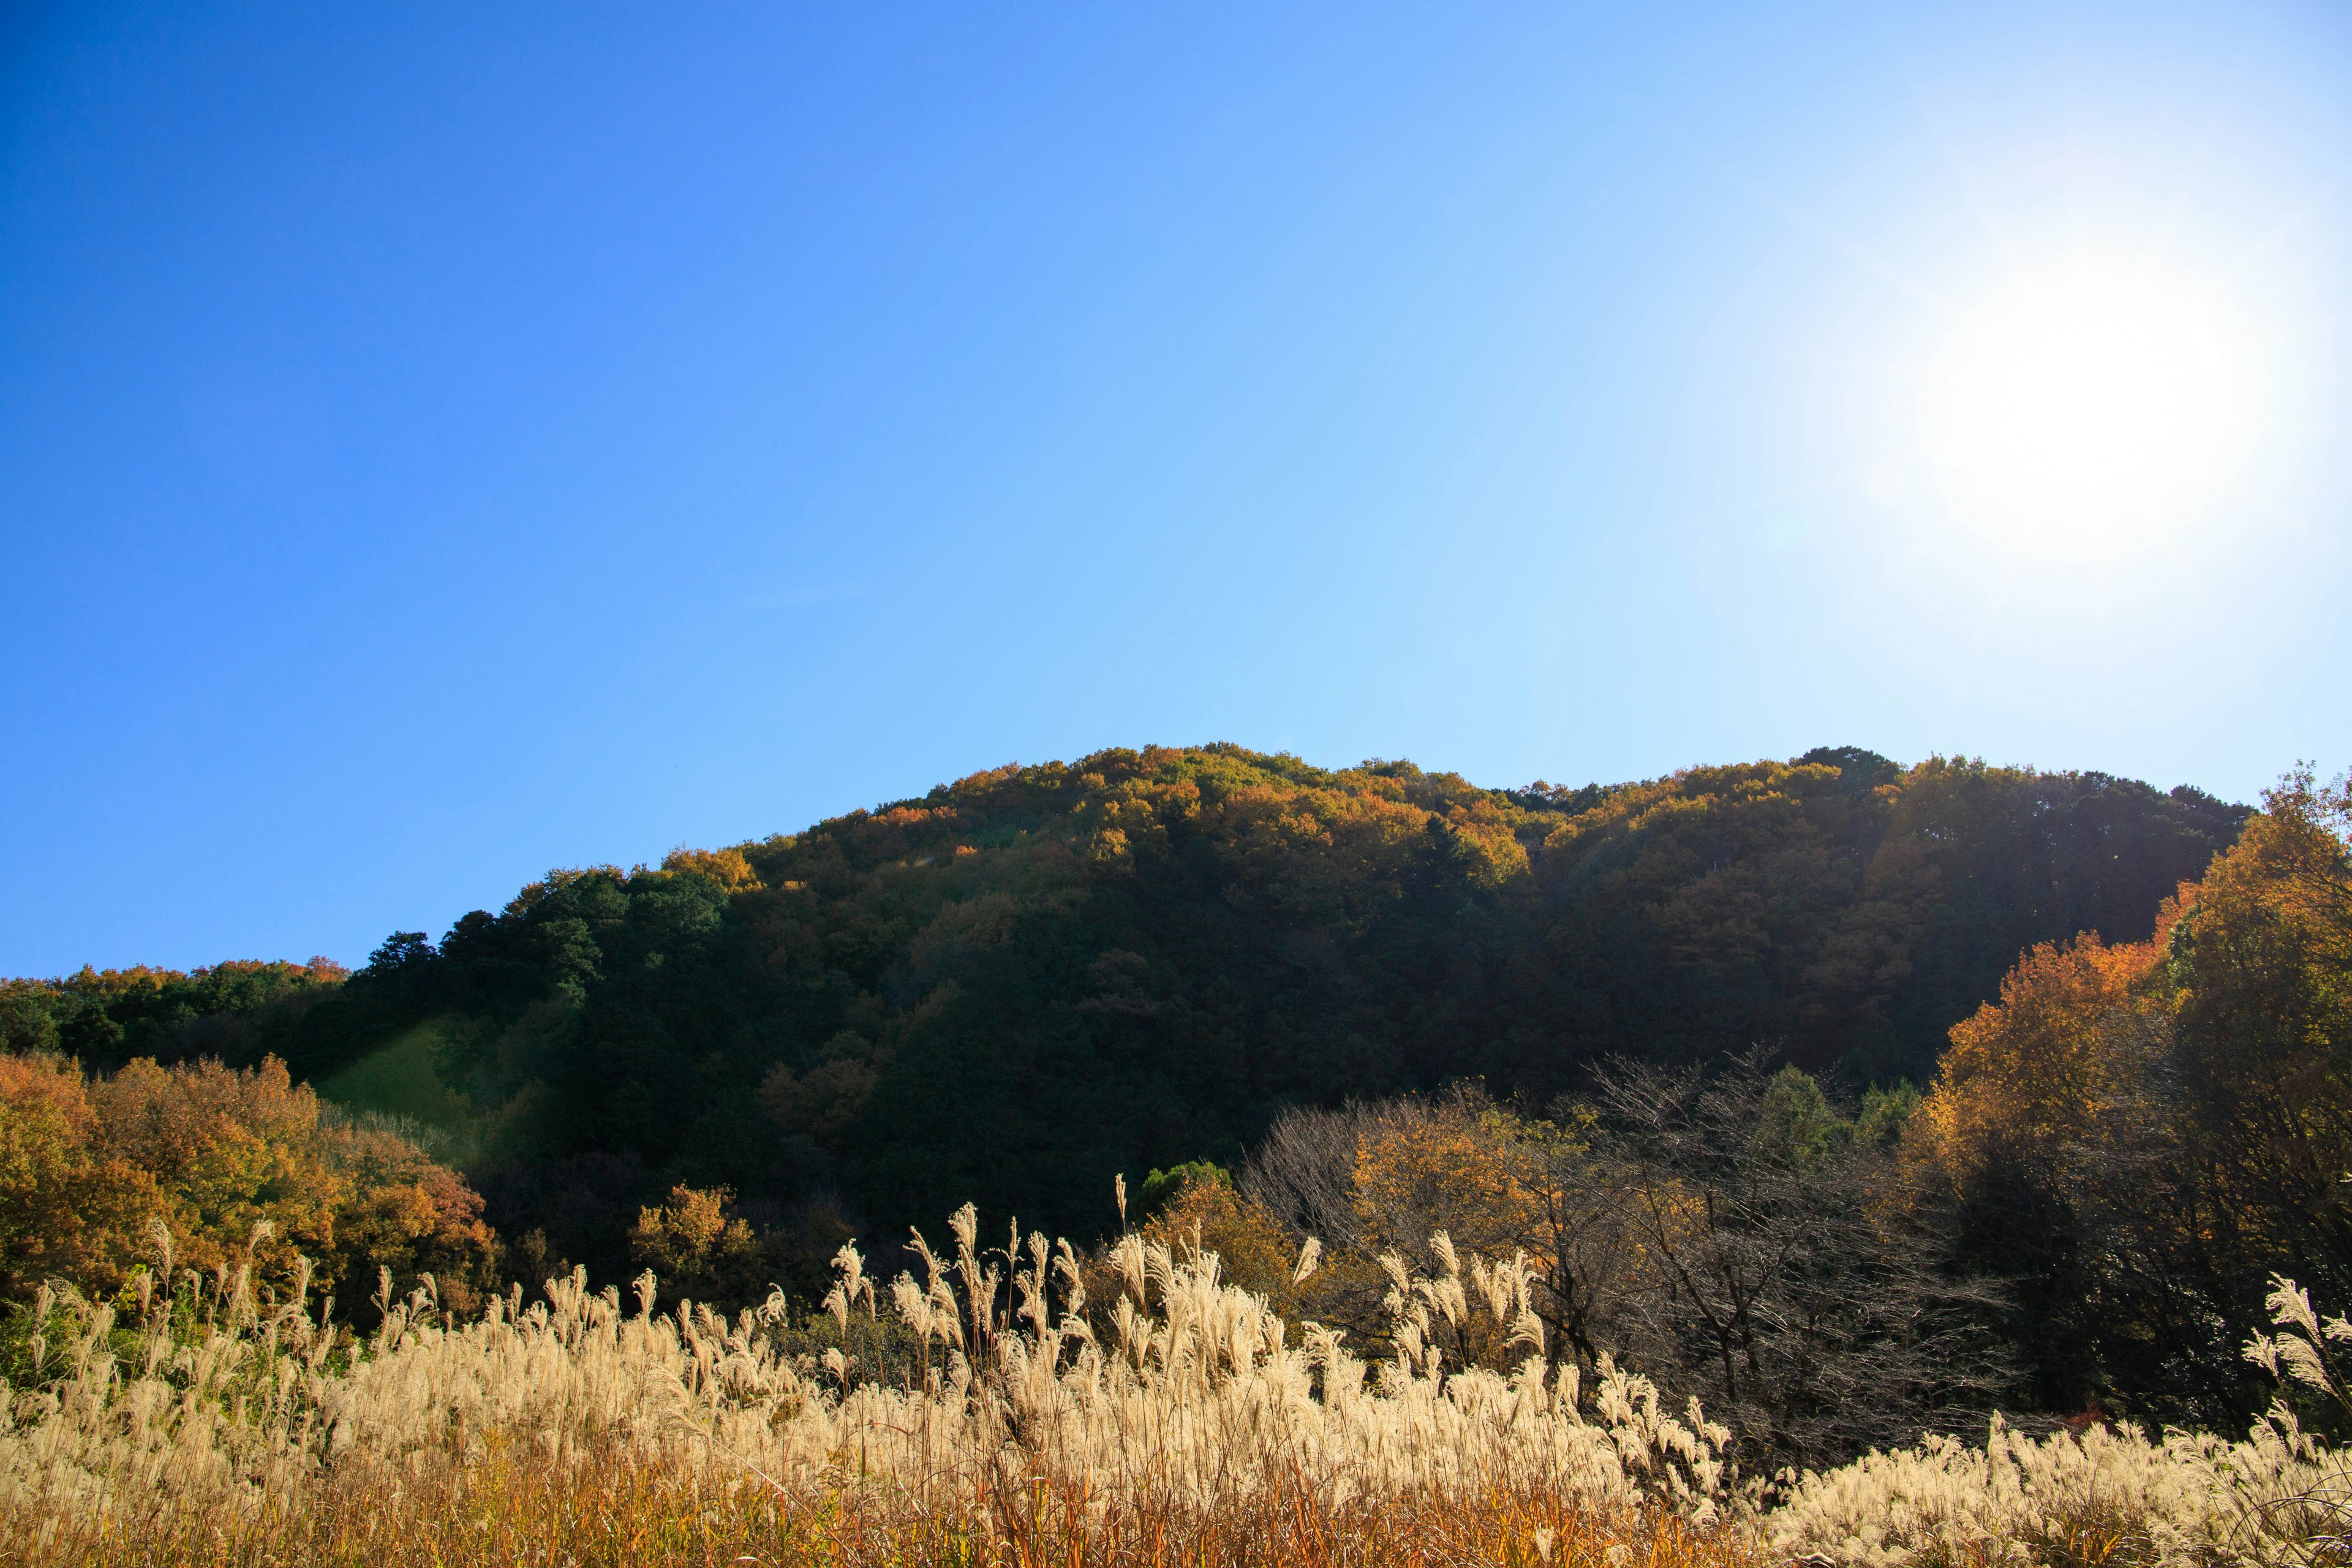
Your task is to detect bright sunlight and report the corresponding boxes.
[1926,249,2264,541]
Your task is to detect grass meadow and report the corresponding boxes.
[4,1209,2346,1568]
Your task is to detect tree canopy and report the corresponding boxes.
[1,744,2241,1289]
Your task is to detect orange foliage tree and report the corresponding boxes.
[1909,767,2352,1421]
[0,1052,496,1314]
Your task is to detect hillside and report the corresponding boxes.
[1,744,2243,1285]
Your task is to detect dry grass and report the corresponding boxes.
[1,1212,1740,1567]
[3,1212,2346,1567]
[17,1444,1757,1568]
[1765,1416,2334,1568]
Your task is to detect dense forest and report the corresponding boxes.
[2,744,2244,1302]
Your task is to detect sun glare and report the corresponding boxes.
[1926,252,2263,542]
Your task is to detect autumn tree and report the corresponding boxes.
[0,1054,160,1298]
[1246,1088,1646,1375]
[1120,1162,1305,1316]
[1246,1065,2005,1466]
[628,1184,771,1308]
[0,1052,495,1316]
[1912,768,2352,1423]
[6,742,2239,1304]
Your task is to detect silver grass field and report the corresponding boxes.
[4,1207,2348,1568]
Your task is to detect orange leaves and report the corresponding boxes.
[1338,1098,1575,1299]
[1914,766,2351,1223]
[0,1053,160,1298]
[1128,1168,1305,1312]
[320,1116,497,1314]
[86,1055,341,1276]
[668,745,1556,972]
[1945,935,2160,1095]
[630,1183,745,1259]
[1440,797,1534,889]
[0,1050,494,1310]
[1215,783,1434,922]
[1913,931,2160,1188]
[1350,1110,1528,1254]
[0,1049,96,1139]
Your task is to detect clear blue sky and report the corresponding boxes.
[4,2,2347,975]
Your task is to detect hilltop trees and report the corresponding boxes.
[16,743,2352,1457]
[0,958,347,1071]
[1227,765,2340,1446]
[0,744,2244,1302]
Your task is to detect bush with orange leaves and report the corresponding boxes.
[0,1051,496,1317]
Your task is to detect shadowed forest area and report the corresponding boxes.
[13,742,2346,1455]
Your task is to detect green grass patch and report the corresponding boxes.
[316,1025,478,1135]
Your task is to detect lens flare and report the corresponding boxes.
[1926,251,2263,541]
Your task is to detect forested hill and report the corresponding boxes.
[2,744,2242,1280]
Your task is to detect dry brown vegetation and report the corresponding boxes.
[6,1200,2351,1568]
[17,1448,1755,1568]
[4,1205,1752,1568]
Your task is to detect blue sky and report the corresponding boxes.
[4,2,2348,974]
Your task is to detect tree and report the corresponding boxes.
[0,1052,496,1318]
[1594,1054,2010,1468]
[628,1184,770,1309]
[1245,1066,2005,1466]
[0,1054,160,1298]
[1910,769,2352,1425]
[6,743,2242,1310]
[1124,1163,1303,1315]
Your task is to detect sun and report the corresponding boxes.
[1925,249,2263,542]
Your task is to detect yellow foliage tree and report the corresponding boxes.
[1913,928,2168,1186]
[628,1183,768,1306]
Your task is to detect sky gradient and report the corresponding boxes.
[4,1,2348,974]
